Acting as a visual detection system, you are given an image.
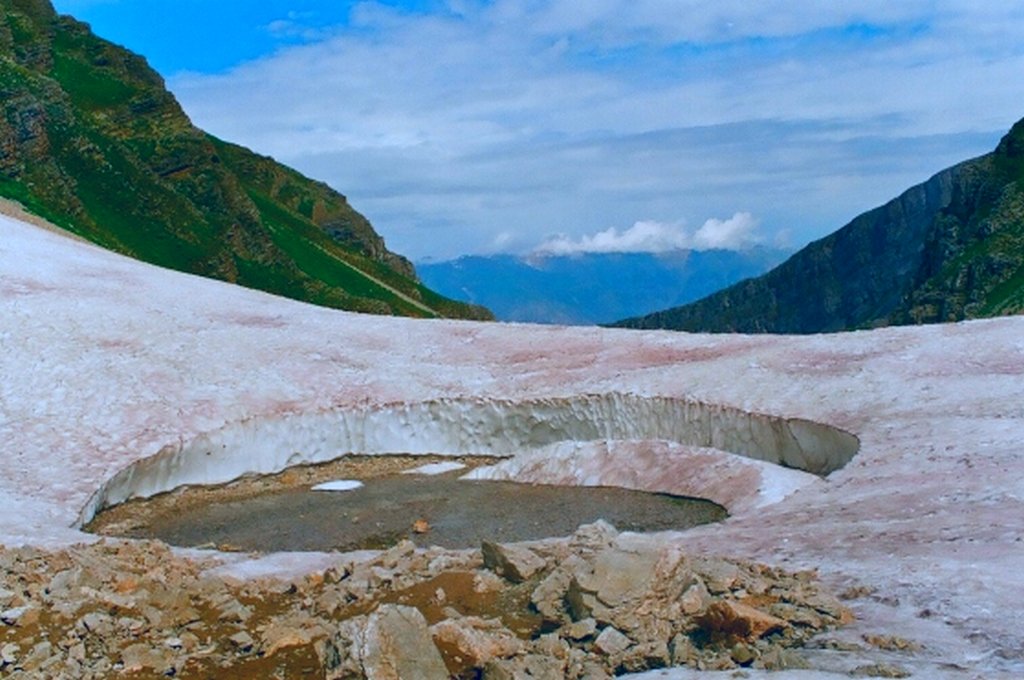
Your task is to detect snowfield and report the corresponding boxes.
[2,213,1023,677]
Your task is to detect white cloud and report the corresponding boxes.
[534,213,762,254]
[692,212,761,250]
[536,221,690,255]
[168,1,1024,260]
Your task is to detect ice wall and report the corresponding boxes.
[78,393,859,526]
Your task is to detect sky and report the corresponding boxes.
[52,1,1024,262]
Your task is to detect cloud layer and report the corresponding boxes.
[163,1,1024,260]
[535,213,762,255]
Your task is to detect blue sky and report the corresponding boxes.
[52,1,1024,261]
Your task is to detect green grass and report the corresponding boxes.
[980,262,1024,315]
[51,46,135,111]
[246,188,433,317]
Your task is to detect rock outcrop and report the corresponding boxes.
[616,116,1024,332]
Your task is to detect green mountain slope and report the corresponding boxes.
[615,117,1024,333]
[0,0,491,320]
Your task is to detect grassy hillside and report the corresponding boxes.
[0,0,491,320]
[615,118,1024,333]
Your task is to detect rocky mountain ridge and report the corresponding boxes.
[0,0,490,319]
[616,117,1024,333]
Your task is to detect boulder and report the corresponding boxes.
[481,541,546,583]
[617,640,670,673]
[594,626,632,656]
[320,604,449,680]
[120,643,172,673]
[562,617,598,641]
[531,562,576,622]
[696,600,788,640]
[679,577,711,615]
[691,557,741,594]
[430,616,523,669]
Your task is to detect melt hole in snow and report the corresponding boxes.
[311,480,364,492]
[402,461,467,476]
[79,394,861,530]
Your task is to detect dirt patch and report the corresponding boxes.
[87,455,727,553]
[87,454,496,540]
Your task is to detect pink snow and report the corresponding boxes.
[2,214,1023,676]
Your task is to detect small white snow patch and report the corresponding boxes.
[402,461,466,476]
[311,480,363,492]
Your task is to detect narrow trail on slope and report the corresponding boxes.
[308,238,443,318]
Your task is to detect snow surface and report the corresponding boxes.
[2,213,1024,676]
[311,479,364,492]
[403,461,467,475]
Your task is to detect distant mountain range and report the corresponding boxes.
[616,117,1024,333]
[0,0,489,320]
[418,248,790,325]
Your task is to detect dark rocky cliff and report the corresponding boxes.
[0,0,491,320]
[615,118,1024,333]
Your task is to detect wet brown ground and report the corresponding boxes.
[87,455,726,553]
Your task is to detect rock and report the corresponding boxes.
[562,617,598,641]
[679,578,711,615]
[431,616,523,669]
[481,541,546,583]
[594,626,632,656]
[178,632,201,653]
[120,642,171,673]
[322,604,448,680]
[1,642,19,665]
[692,557,741,594]
[378,539,417,569]
[229,630,255,653]
[851,662,912,678]
[564,539,691,643]
[571,544,663,610]
[730,641,757,665]
[483,653,564,680]
[20,641,56,673]
[696,600,788,640]
[214,596,253,623]
[617,640,670,673]
[570,520,619,550]
[769,602,824,628]
[68,641,86,662]
[77,611,114,637]
[565,576,595,622]
[261,623,316,656]
[862,634,921,652]
[578,661,612,679]
[473,569,505,594]
[803,590,854,623]
[531,564,575,622]
[756,647,810,670]
[532,632,570,661]
[669,633,698,666]
[1,605,37,626]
